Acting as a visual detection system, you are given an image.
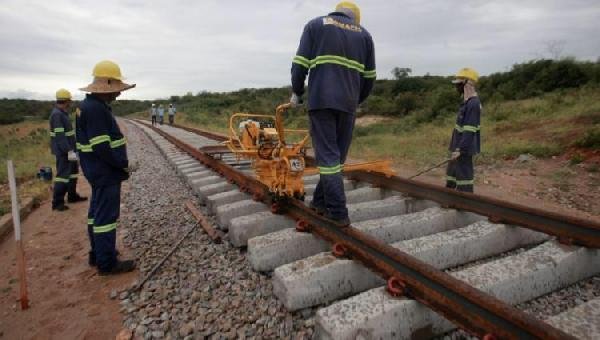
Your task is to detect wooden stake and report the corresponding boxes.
[7,160,29,310]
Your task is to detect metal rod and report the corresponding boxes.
[7,160,29,310]
[133,210,198,291]
[408,159,450,179]
[185,200,222,243]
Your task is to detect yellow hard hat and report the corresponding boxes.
[92,60,124,80]
[452,67,479,83]
[80,60,136,93]
[56,88,72,101]
[336,1,360,25]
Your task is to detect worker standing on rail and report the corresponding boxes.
[49,89,88,211]
[158,104,165,125]
[446,68,482,193]
[76,60,136,274]
[150,103,157,126]
[290,1,375,227]
[168,103,176,125]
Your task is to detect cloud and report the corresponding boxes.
[0,0,598,100]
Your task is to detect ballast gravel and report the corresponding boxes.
[117,122,314,339]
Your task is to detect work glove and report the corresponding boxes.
[290,93,302,107]
[450,150,461,161]
[67,150,78,161]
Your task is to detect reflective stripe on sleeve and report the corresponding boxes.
[293,55,311,68]
[292,54,376,78]
[77,142,93,153]
[109,137,126,148]
[363,69,377,79]
[89,135,111,146]
[54,177,69,183]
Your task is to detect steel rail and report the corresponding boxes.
[172,123,228,142]
[174,121,600,248]
[133,119,576,340]
[345,170,600,248]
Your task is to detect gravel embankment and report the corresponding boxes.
[117,122,315,339]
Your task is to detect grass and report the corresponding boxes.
[349,86,600,167]
[0,120,53,215]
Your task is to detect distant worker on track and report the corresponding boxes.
[77,60,137,275]
[290,1,375,227]
[168,103,176,125]
[446,67,482,193]
[49,88,87,211]
[158,104,165,125]
[150,103,157,126]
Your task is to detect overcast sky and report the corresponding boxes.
[1,0,599,100]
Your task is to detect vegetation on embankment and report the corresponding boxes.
[351,86,600,167]
[0,121,54,215]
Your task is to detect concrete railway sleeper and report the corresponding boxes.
[128,119,599,339]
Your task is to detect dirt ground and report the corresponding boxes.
[397,151,600,221]
[0,179,136,340]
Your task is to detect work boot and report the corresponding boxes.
[52,203,69,211]
[98,259,136,276]
[326,214,351,228]
[91,250,120,266]
[68,194,88,203]
[88,251,96,266]
[309,202,327,216]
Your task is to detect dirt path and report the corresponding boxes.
[0,179,136,339]
[396,154,600,222]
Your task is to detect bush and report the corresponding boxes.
[418,87,459,122]
[394,93,419,116]
[575,128,600,150]
[479,59,595,101]
[0,111,25,124]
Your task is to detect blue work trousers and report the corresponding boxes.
[52,155,79,207]
[88,183,121,272]
[446,154,474,192]
[309,109,355,220]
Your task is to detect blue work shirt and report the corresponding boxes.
[291,11,376,114]
[49,106,75,155]
[449,96,482,155]
[76,94,129,187]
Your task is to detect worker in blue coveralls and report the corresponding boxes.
[76,60,136,274]
[49,88,87,211]
[168,103,176,125]
[150,103,157,126]
[290,1,375,227]
[446,68,482,193]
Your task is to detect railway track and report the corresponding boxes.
[127,119,600,340]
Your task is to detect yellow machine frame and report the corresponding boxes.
[225,103,309,198]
